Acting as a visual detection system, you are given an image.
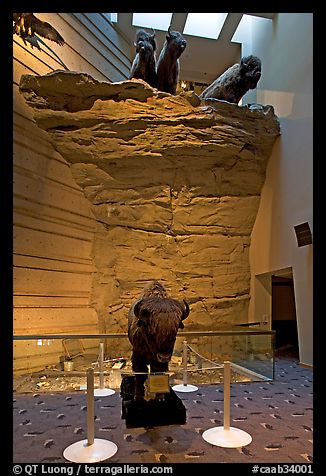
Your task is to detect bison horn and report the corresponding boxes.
[151,28,155,38]
[167,25,172,36]
[181,300,189,320]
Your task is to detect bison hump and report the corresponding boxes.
[138,297,183,318]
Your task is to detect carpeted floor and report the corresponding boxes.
[13,356,313,464]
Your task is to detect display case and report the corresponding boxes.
[13,328,275,394]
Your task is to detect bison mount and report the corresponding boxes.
[120,375,187,428]
[121,280,189,428]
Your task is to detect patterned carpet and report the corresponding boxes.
[13,356,313,464]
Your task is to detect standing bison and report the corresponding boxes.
[200,55,262,104]
[129,29,158,88]
[156,27,187,95]
[128,280,189,400]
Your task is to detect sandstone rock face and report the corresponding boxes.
[19,71,280,334]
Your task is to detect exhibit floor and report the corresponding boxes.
[13,356,313,464]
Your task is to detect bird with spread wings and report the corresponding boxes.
[13,13,65,47]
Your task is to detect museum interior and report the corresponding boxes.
[12,13,313,466]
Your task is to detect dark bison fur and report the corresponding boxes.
[156,27,187,95]
[200,55,262,104]
[129,29,158,88]
[128,280,189,399]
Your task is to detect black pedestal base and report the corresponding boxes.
[120,376,187,428]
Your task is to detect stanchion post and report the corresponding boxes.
[99,342,104,390]
[172,340,198,393]
[201,360,252,448]
[86,367,95,446]
[63,366,118,462]
[94,342,115,397]
[223,361,231,431]
[182,340,188,386]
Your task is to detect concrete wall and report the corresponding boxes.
[13,13,131,372]
[246,13,313,365]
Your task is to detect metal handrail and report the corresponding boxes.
[13,329,275,340]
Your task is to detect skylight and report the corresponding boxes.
[132,13,173,31]
[105,13,118,23]
[231,14,253,43]
[231,14,273,43]
[183,13,228,40]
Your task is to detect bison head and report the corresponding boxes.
[166,26,187,58]
[133,296,189,363]
[240,55,261,89]
[134,29,156,53]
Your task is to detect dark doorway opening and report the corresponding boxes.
[272,275,299,358]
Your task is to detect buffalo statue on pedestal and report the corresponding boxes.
[127,280,189,400]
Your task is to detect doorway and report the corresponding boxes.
[272,273,299,358]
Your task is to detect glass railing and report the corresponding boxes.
[13,329,275,395]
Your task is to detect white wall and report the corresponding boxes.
[247,13,313,365]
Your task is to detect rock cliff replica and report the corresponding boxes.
[19,71,280,338]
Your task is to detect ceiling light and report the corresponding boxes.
[183,13,228,40]
[132,13,173,31]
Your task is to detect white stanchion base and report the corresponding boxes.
[63,438,118,463]
[202,426,252,448]
[172,384,198,392]
[94,388,115,396]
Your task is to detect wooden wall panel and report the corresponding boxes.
[14,308,99,333]
[13,39,63,74]
[13,41,55,80]
[13,170,94,220]
[13,194,95,235]
[14,267,93,297]
[58,13,130,81]
[13,13,132,373]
